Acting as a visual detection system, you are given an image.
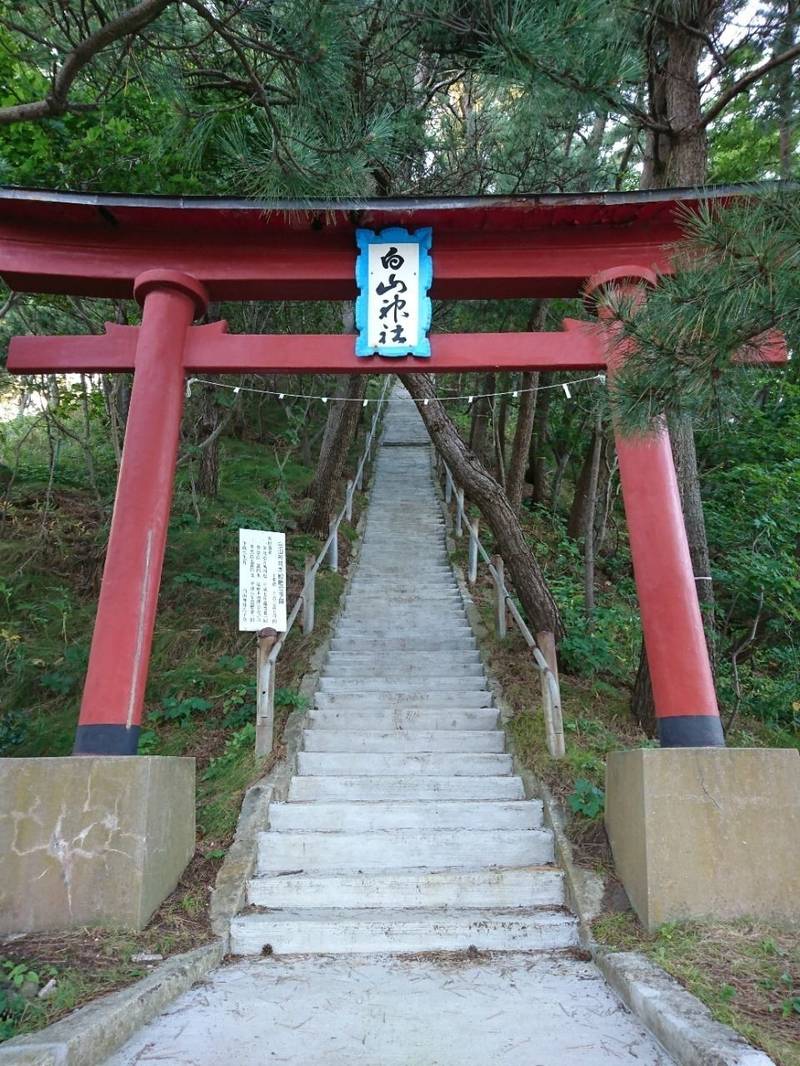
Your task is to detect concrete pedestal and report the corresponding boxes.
[605,747,800,931]
[0,757,195,934]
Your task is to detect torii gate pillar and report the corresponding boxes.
[74,271,209,755]
[586,267,722,747]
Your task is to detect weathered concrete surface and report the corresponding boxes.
[605,747,800,930]
[103,953,674,1066]
[0,942,223,1066]
[0,756,195,933]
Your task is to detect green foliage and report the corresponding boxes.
[38,645,88,696]
[150,696,213,728]
[275,688,308,710]
[567,776,605,818]
[612,192,800,434]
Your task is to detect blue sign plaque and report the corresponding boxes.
[355,227,433,358]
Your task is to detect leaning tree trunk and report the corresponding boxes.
[304,374,365,535]
[401,373,564,662]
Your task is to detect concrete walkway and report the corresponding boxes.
[104,387,672,1064]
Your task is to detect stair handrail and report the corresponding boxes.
[254,377,392,756]
[437,457,566,760]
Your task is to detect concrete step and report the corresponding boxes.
[302,729,504,753]
[296,752,513,776]
[257,827,554,873]
[326,650,481,663]
[336,618,470,628]
[248,865,563,910]
[321,664,484,678]
[345,584,456,592]
[307,708,500,731]
[326,643,482,660]
[345,594,461,605]
[318,678,488,694]
[268,800,543,832]
[288,775,524,801]
[339,610,468,623]
[355,566,451,574]
[331,637,476,652]
[351,568,452,574]
[229,907,578,956]
[314,692,493,708]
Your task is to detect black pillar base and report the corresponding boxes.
[73,724,141,755]
[658,715,725,747]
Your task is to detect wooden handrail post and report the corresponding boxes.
[255,627,278,757]
[444,465,453,504]
[345,479,354,522]
[327,517,338,572]
[455,487,464,537]
[355,464,364,492]
[493,555,507,638]
[302,554,316,635]
[467,517,479,584]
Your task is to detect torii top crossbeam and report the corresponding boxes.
[0,185,787,756]
[0,183,736,301]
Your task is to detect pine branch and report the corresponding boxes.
[0,0,175,126]
[701,40,800,129]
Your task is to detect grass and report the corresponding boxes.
[594,914,800,1066]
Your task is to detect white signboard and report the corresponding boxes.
[367,241,420,349]
[238,529,287,632]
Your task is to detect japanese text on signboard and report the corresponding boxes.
[238,529,287,632]
[355,227,433,358]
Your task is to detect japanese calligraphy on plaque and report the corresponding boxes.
[238,529,287,632]
[355,226,433,358]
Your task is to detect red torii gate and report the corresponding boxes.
[0,186,786,756]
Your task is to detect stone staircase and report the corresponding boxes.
[230,387,578,956]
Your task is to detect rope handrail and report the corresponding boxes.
[439,459,565,759]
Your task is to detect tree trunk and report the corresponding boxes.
[401,373,564,643]
[196,385,221,498]
[567,434,597,540]
[495,389,509,484]
[469,373,494,466]
[304,374,365,535]
[777,0,798,179]
[583,413,603,622]
[631,639,658,737]
[568,426,609,540]
[507,303,546,513]
[526,372,550,502]
[506,371,537,513]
